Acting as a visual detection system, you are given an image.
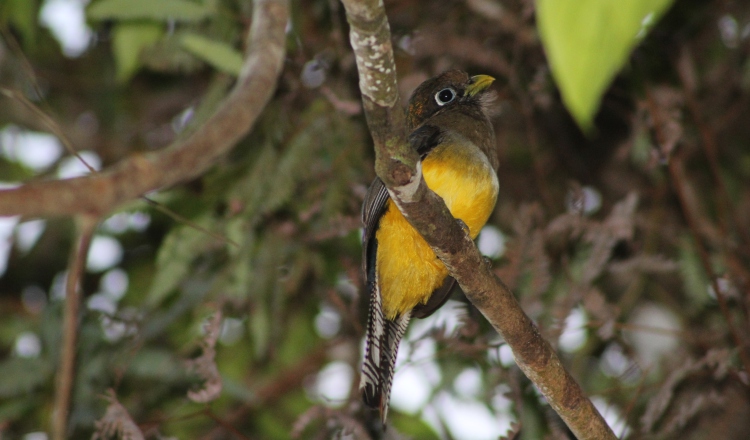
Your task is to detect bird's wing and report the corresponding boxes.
[411,124,442,158]
[361,176,389,274]
[411,276,456,319]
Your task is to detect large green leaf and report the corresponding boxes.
[88,0,211,21]
[536,0,674,130]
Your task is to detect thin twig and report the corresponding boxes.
[666,155,750,376]
[143,197,239,247]
[675,49,750,250]
[204,409,252,440]
[674,49,750,325]
[53,215,99,440]
[0,26,45,100]
[0,87,97,174]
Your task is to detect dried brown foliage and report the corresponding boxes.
[92,390,145,440]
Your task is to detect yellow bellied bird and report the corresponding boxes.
[360,70,499,423]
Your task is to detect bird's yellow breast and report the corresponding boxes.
[375,136,499,319]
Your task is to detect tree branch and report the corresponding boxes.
[340,0,414,189]
[53,215,98,440]
[0,0,289,218]
[340,1,616,438]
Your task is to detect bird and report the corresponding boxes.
[359,70,499,423]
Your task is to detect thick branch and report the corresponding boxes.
[340,0,415,189]
[341,1,615,439]
[0,0,289,218]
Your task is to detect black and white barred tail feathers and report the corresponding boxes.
[377,312,411,421]
[359,273,384,408]
[359,278,411,423]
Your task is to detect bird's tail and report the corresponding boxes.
[359,286,411,424]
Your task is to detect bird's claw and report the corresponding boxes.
[456,219,470,235]
[483,256,493,269]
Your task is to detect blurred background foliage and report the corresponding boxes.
[1,0,750,439]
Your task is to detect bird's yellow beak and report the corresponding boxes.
[465,75,495,97]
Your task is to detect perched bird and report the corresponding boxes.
[359,70,499,423]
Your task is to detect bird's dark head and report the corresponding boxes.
[406,70,495,129]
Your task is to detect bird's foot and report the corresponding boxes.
[456,219,470,235]
[483,256,494,269]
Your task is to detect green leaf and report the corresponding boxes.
[147,217,215,306]
[391,411,441,440]
[1,0,38,48]
[128,348,184,380]
[536,0,674,130]
[139,33,205,74]
[678,235,710,308]
[180,33,243,76]
[224,140,278,225]
[112,22,163,83]
[0,399,32,423]
[88,0,211,21]
[0,357,52,398]
[248,303,270,359]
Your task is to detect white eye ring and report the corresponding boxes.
[434,88,456,106]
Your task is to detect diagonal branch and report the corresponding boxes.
[0,0,289,218]
[340,1,616,439]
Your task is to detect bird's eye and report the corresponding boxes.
[434,88,456,106]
